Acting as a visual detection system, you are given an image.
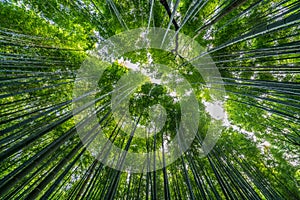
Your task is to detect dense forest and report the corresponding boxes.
[0,0,299,199]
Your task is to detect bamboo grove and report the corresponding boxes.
[0,0,299,199]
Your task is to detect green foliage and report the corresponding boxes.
[0,0,299,199]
